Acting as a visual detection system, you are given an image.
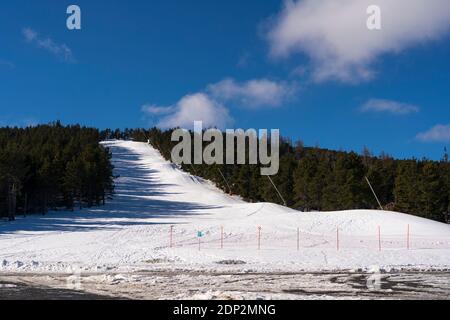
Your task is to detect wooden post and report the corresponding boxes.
[198,236,201,251]
[378,226,381,252]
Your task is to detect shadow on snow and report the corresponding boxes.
[0,144,223,235]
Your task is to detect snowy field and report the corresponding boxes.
[1,140,450,278]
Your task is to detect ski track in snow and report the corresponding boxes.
[1,140,450,275]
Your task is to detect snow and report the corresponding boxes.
[1,140,450,274]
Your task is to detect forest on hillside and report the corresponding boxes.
[1,124,447,224]
[0,123,114,221]
[101,128,450,223]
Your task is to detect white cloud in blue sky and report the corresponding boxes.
[141,104,175,115]
[417,125,450,143]
[143,78,295,128]
[268,0,450,83]
[22,27,74,62]
[207,78,297,108]
[143,93,233,129]
[360,99,420,115]
[0,59,14,69]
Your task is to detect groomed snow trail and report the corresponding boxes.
[1,140,450,274]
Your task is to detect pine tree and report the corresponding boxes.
[419,161,446,221]
[331,152,367,210]
[294,151,322,211]
[366,157,395,209]
[394,160,420,215]
[0,123,114,218]
[64,158,85,210]
[0,144,29,220]
[441,148,450,222]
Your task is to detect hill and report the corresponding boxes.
[1,140,449,273]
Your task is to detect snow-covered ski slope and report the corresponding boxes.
[1,140,450,273]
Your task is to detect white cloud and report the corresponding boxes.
[361,99,419,115]
[416,124,450,142]
[0,59,15,69]
[23,28,38,42]
[141,104,174,115]
[268,0,450,83]
[143,93,233,129]
[142,77,297,128]
[207,78,297,108]
[22,28,74,62]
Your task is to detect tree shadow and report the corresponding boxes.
[0,143,225,235]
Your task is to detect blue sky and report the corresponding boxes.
[1,0,450,160]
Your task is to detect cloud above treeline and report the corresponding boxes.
[142,78,296,129]
[143,93,233,129]
[267,0,450,83]
[417,124,450,143]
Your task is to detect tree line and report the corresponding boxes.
[101,128,450,223]
[0,122,114,221]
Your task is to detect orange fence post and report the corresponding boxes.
[170,225,174,248]
[258,226,262,251]
[337,228,340,251]
[407,224,410,250]
[378,226,381,252]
